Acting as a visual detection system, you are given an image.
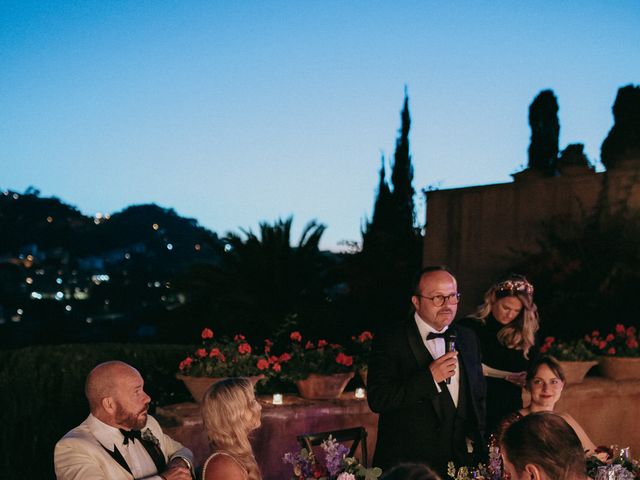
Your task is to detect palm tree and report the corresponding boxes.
[180,217,335,340]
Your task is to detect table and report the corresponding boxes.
[157,392,378,480]
[157,378,640,478]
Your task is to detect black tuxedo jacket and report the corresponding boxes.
[367,319,486,473]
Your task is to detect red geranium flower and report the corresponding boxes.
[290,331,302,342]
[607,347,616,355]
[256,358,270,371]
[201,328,214,339]
[238,343,252,355]
[196,348,207,358]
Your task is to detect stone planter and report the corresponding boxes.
[176,374,264,403]
[295,372,355,400]
[557,360,598,384]
[599,356,640,381]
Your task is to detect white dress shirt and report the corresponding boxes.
[414,312,460,407]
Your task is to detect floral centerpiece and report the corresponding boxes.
[176,328,268,402]
[283,435,382,480]
[586,446,639,479]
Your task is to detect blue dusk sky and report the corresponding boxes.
[2,1,639,250]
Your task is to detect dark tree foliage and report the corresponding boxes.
[358,92,422,332]
[528,89,560,175]
[390,93,416,232]
[511,203,640,340]
[176,217,342,342]
[601,84,640,169]
[558,143,592,168]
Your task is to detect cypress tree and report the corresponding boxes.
[528,89,560,175]
[601,84,640,169]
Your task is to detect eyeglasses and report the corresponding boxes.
[415,293,461,307]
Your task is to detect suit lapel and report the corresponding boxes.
[405,320,447,421]
[141,437,166,473]
[100,444,133,477]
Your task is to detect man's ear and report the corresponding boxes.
[523,463,543,480]
[101,396,115,414]
[411,295,419,310]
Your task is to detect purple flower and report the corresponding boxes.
[321,436,349,477]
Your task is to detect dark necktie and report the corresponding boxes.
[119,428,142,445]
[426,331,447,340]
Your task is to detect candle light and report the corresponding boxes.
[355,387,365,399]
[272,393,283,405]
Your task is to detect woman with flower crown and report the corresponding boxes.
[459,274,540,433]
[200,377,263,480]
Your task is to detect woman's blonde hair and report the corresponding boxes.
[201,377,262,480]
[470,274,539,358]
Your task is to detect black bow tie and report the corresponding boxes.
[426,331,447,340]
[119,428,142,445]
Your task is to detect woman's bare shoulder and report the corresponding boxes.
[202,452,247,480]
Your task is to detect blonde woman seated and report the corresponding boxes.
[497,356,597,456]
[200,377,263,480]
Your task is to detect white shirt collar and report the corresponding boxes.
[414,312,448,340]
[87,413,150,449]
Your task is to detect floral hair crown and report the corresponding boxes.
[495,279,534,297]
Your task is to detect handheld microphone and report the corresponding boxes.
[445,331,457,384]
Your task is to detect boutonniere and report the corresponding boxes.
[141,428,160,447]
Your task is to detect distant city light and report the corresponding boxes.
[166,243,173,250]
[194,243,201,251]
[124,253,131,260]
[17,308,24,315]
[86,317,93,324]
[65,305,72,312]
[30,292,43,300]
[12,193,19,199]
[35,269,45,275]
[73,290,89,300]
[152,223,159,230]
[55,291,64,300]
[46,216,53,223]
[56,277,63,284]
[26,277,33,284]
[224,244,232,252]
[154,281,161,288]
[26,254,34,261]
[91,274,110,284]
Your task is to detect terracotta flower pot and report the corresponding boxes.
[599,356,640,381]
[557,360,597,384]
[176,374,264,403]
[295,372,355,400]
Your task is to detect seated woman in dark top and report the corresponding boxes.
[495,356,598,456]
[459,274,539,433]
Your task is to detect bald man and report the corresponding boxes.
[54,361,194,480]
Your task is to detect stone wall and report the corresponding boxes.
[422,161,640,313]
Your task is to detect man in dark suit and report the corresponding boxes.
[367,266,486,476]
